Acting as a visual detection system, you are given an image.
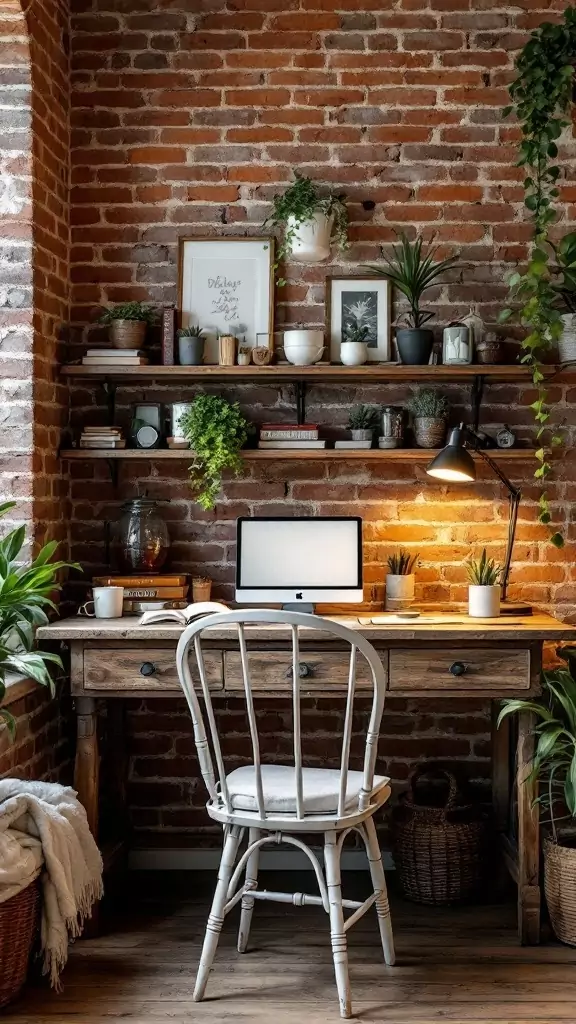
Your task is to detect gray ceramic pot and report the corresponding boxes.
[396,328,433,365]
[178,335,205,366]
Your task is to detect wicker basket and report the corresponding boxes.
[393,767,487,906]
[544,834,576,945]
[413,416,446,449]
[0,879,40,1008]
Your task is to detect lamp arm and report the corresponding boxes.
[465,430,521,601]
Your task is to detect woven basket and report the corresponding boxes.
[0,879,40,1008]
[544,835,576,946]
[413,416,446,449]
[393,767,487,906]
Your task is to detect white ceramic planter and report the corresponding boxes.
[385,573,415,611]
[468,585,500,618]
[283,329,324,366]
[288,212,333,263]
[558,313,576,365]
[340,341,368,366]
[351,428,373,442]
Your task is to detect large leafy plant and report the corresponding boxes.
[498,647,576,839]
[365,234,460,329]
[0,502,79,735]
[265,172,348,282]
[500,8,576,546]
[179,395,249,511]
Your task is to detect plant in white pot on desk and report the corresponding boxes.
[466,548,502,618]
[347,404,379,445]
[364,233,460,365]
[498,647,576,946]
[385,549,418,611]
[265,172,348,269]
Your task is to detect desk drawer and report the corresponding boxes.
[389,647,530,691]
[84,647,223,691]
[224,651,374,691]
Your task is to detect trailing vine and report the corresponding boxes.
[179,395,248,511]
[501,7,576,547]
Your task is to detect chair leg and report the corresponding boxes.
[194,824,243,1002]
[362,816,395,966]
[237,826,261,953]
[324,831,352,1019]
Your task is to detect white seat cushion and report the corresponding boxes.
[225,764,390,816]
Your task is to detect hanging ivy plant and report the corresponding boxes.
[500,7,576,547]
[179,395,249,511]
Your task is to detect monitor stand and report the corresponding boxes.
[282,602,315,614]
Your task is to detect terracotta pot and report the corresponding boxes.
[109,320,146,350]
[413,416,446,448]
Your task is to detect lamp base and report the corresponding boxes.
[500,601,533,616]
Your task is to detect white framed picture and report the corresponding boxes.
[326,276,391,363]
[178,237,274,363]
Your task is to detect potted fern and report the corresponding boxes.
[179,395,249,511]
[265,172,348,269]
[408,389,449,449]
[498,649,576,945]
[0,501,78,735]
[466,548,502,618]
[386,549,418,611]
[365,234,460,364]
[347,404,379,444]
[177,325,206,366]
[99,301,158,350]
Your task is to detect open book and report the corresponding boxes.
[139,601,229,627]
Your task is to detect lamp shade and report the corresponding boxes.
[426,426,476,482]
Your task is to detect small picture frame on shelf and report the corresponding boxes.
[326,275,391,364]
[178,237,275,365]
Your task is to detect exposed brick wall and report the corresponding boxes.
[65,0,575,842]
[0,0,71,781]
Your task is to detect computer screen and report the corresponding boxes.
[236,516,363,604]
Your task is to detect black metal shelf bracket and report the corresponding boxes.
[100,379,117,425]
[470,374,486,432]
[294,381,307,424]
[106,459,120,488]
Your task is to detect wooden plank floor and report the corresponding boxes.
[4,871,576,1023]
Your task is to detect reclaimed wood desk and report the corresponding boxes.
[39,611,576,944]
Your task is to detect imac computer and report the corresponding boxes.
[235,516,363,609]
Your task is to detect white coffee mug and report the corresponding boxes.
[79,586,124,619]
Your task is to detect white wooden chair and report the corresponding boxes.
[176,609,395,1019]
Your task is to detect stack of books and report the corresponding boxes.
[257,423,326,450]
[82,349,149,366]
[79,426,126,449]
[93,574,190,615]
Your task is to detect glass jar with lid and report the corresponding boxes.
[115,498,170,573]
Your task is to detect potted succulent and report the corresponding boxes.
[347,404,379,444]
[408,389,448,448]
[99,301,158,350]
[178,325,205,366]
[365,234,461,365]
[265,172,349,269]
[179,395,249,510]
[385,550,418,611]
[466,548,502,618]
[498,648,576,945]
[341,324,369,367]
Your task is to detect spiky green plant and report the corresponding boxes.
[498,647,576,838]
[177,325,205,338]
[387,550,418,576]
[343,323,370,345]
[347,404,379,431]
[99,301,158,324]
[0,502,80,735]
[466,548,503,587]
[364,233,461,329]
[179,395,249,511]
[408,389,449,419]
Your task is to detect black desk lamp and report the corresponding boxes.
[426,423,531,615]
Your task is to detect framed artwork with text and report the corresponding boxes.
[178,237,275,364]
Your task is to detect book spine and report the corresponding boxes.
[94,575,188,587]
[162,307,175,366]
[260,430,319,440]
[122,586,188,599]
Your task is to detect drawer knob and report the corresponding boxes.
[140,661,156,677]
[285,661,314,679]
[449,661,467,677]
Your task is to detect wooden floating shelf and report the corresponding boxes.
[60,448,538,462]
[59,363,559,384]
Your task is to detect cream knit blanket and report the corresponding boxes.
[0,779,103,988]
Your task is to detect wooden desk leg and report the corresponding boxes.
[75,697,101,938]
[517,709,540,945]
[491,702,511,834]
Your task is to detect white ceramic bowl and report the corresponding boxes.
[283,330,325,366]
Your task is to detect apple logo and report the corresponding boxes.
[296,592,303,600]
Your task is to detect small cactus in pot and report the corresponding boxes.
[178,324,206,366]
[347,404,379,444]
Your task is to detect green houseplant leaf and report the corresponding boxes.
[179,395,249,511]
[364,233,461,329]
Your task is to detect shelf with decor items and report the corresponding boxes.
[60,447,538,463]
